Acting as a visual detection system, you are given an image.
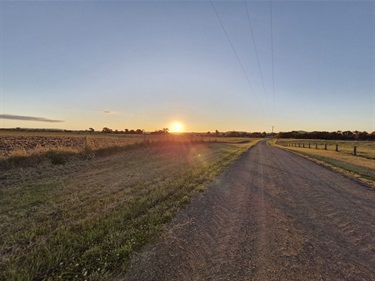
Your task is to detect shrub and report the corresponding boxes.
[47,151,68,165]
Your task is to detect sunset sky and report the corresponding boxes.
[1,0,374,133]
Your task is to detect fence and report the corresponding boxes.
[279,142,358,156]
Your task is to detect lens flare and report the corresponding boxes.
[170,122,184,132]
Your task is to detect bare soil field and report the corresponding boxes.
[124,141,375,280]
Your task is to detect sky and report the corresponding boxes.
[1,0,374,133]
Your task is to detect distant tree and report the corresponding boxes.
[226,131,241,137]
[89,128,95,132]
[151,128,170,135]
[358,131,369,140]
[276,130,375,140]
[125,129,129,133]
[136,129,143,134]
[342,131,354,140]
[102,127,112,133]
[215,130,219,135]
[251,132,263,138]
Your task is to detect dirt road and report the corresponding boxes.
[124,141,375,280]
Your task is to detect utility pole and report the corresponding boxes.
[271,125,274,134]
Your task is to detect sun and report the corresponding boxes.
[170,121,184,133]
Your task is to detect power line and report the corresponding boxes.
[244,0,267,103]
[270,0,275,120]
[0,0,3,129]
[210,0,262,109]
[373,0,375,131]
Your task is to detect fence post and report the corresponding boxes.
[315,143,318,149]
[324,144,327,150]
[85,136,89,150]
[354,146,357,156]
[303,143,305,148]
[336,144,339,152]
[309,143,311,148]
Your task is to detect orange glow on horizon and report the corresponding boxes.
[170,121,184,133]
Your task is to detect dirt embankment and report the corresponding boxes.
[124,141,375,280]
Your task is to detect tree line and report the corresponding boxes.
[98,127,169,135]
[205,131,270,138]
[98,128,269,138]
[277,131,375,141]
[100,127,144,134]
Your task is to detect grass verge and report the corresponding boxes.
[270,139,375,187]
[0,140,260,280]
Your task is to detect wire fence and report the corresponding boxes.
[276,139,375,159]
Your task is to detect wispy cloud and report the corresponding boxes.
[102,110,118,115]
[0,114,65,123]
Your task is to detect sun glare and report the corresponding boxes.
[171,122,184,133]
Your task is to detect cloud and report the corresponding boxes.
[102,110,118,115]
[0,114,65,123]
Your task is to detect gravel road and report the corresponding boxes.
[124,141,375,280]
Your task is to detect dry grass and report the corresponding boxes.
[0,139,261,280]
[272,139,375,185]
[0,131,255,160]
[276,139,375,159]
[0,134,143,158]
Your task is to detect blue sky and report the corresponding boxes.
[1,0,374,132]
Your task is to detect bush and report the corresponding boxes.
[47,151,68,165]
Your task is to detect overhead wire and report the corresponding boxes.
[373,0,375,131]
[0,0,3,129]
[209,0,263,111]
[270,0,275,122]
[244,0,268,104]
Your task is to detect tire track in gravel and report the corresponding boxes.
[123,141,375,280]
